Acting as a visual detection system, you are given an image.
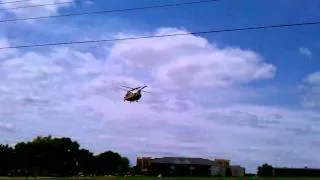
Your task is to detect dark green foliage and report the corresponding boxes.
[130,166,141,175]
[225,167,232,177]
[95,151,122,175]
[273,167,320,177]
[120,157,130,174]
[257,163,274,177]
[0,135,130,177]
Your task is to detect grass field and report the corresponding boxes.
[0,177,319,180]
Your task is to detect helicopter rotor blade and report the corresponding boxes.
[130,87,141,91]
[141,90,152,93]
[111,85,131,92]
[119,85,134,89]
[119,85,141,91]
[118,87,129,91]
[118,84,153,93]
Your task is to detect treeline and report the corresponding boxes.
[257,163,320,177]
[0,136,130,177]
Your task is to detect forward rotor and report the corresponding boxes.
[119,85,152,93]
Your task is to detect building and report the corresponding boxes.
[273,167,320,177]
[230,165,245,177]
[136,157,152,174]
[214,159,230,168]
[214,159,230,176]
[149,157,224,177]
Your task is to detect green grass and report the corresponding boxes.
[0,177,319,180]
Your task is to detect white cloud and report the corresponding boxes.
[0,38,18,59]
[0,122,14,132]
[3,52,64,80]
[83,0,93,6]
[299,47,312,58]
[0,28,319,173]
[0,0,75,19]
[301,72,320,108]
[108,28,276,89]
[304,72,320,85]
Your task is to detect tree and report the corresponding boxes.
[10,136,82,176]
[0,135,130,177]
[257,163,274,177]
[0,144,14,176]
[130,166,141,175]
[27,136,80,176]
[77,149,95,175]
[95,151,122,175]
[14,142,33,176]
[225,167,232,177]
[119,157,130,174]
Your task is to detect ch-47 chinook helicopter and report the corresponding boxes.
[119,85,151,103]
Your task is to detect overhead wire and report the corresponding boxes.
[0,0,83,11]
[0,0,34,5]
[1,20,320,50]
[0,0,219,23]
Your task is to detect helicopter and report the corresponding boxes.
[118,85,151,103]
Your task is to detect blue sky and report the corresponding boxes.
[0,0,320,173]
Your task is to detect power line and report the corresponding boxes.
[0,0,34,5]
[0,0,219,23]
[0,0,83,11]
[1,20,320,50]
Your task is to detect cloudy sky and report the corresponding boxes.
[0,0,320,173]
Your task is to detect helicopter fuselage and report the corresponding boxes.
[124,91,142,102]
[122,86,148,103]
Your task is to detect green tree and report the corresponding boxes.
[13,136,81,176]
[257,163,274,177]
[95,151,122,175]
[119,157,130,174]
[0,135,130,177]
[0,144,14,175]
[77,148,95,175]
[14,142,33,175]
[130,166,141,175]
[225,167,232,177]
